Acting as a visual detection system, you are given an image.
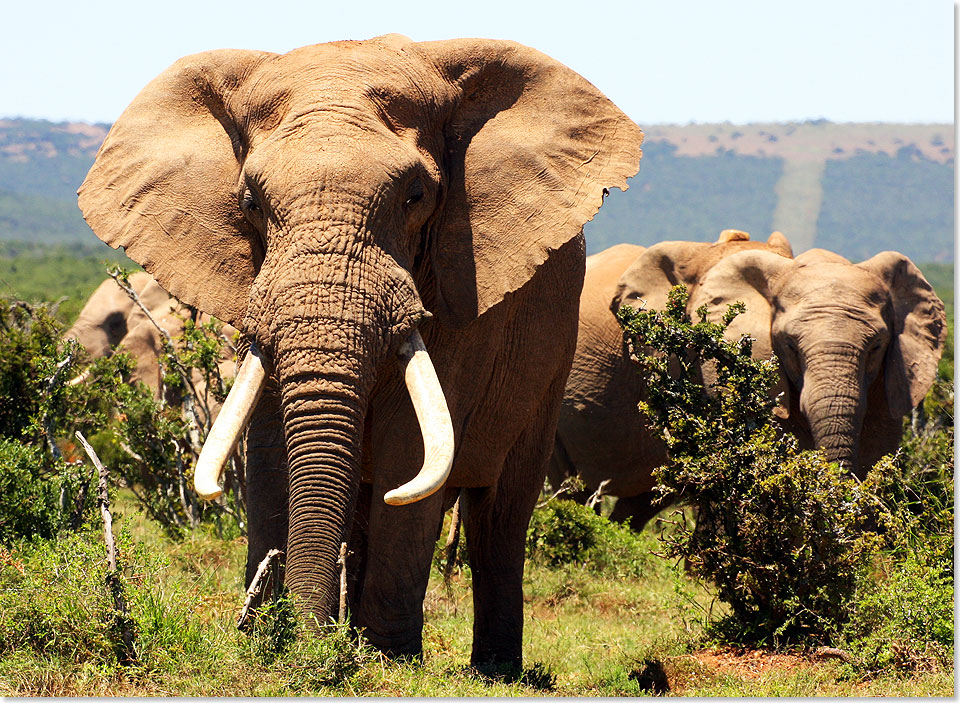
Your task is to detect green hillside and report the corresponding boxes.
[585,142,783,252]
[0,118,953,264]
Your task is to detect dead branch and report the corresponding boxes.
[237,548,283,631]
[42,350,75,461]
[443,495,461,591]
[75,431,137,665]
[586,479,612,511]
[338,541,349,624]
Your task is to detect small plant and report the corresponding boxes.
[618,285,878,646]
[526,498,653,578]
[840,420,954,674]
[0,439,91,543]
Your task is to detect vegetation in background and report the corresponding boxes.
[588,141,783,253]
[817,150,954,263]
[1,117,952,264]
[0,241,135,324]
[526,497,654,578]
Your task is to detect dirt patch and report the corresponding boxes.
[687,647,813,679]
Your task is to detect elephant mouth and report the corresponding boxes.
[192,328,455,505]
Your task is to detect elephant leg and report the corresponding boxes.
[463,377,567,671]
[243,379,289,591]
[608,491,663,532]
[354,481,447,658]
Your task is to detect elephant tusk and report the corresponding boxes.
[383,329,455,506]
[194,342,268,500]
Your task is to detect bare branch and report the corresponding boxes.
[237,548,283,631]
[75,431,137,664]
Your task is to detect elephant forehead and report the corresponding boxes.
[239,41,449,135]
[780,263,890,307]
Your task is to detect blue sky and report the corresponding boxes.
[1,0,953,124]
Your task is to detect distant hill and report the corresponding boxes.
[588,121,954,262]
[0,117,953,263]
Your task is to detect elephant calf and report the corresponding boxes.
[550,231,946,530]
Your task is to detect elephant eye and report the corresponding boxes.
[242,192,261,215]
[403,179,424,209]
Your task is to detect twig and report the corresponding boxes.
[443,495,461,592]
[75,431,137,665]
[42,351,75,461]
[108,269,205,451]
[586,479,612,511]
[237,548,283,631]
[338,541,349,623]
[535,475,586,509]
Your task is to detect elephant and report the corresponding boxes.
[688,246,946,477]
[77,35,644,667]
[67,272,237,421]
[548,229,795,529]
[67,271,171,365]
[549,232,946,532]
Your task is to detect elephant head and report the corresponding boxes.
[688,247,947,476]
[79,36,643,624]
[67,271,171,360]
[613,230,794,325]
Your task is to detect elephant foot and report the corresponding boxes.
[359,626,423,661]
[470,654,554,690]
[470,647,522,674]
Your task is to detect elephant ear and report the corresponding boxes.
[688,249,793,360]
[857,251,947,416]
[78,49,276,327]
[418,39,644,327]
[612,240,716,314]
[765,231,794,258]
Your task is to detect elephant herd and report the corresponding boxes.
[69,35,947,670]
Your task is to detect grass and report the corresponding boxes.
[0,492,951,696]
[0,241,136,324]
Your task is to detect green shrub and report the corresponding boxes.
[0,529,124,665]
[840,419,954,674]
[0,281,244,540]
[842,551,953,674]
[0,525,217,673]
[0,439,92,543]
[618,285,879,646]
[526,499,653,578]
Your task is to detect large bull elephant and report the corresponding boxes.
[549,230,794,528]
[78,35,644,667]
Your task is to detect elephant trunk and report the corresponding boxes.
[279,370,368,620]
[193,231,454,622]
[798,351,868,473]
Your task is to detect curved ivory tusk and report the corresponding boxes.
[383,329,455,506]
[194,343,268,500]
